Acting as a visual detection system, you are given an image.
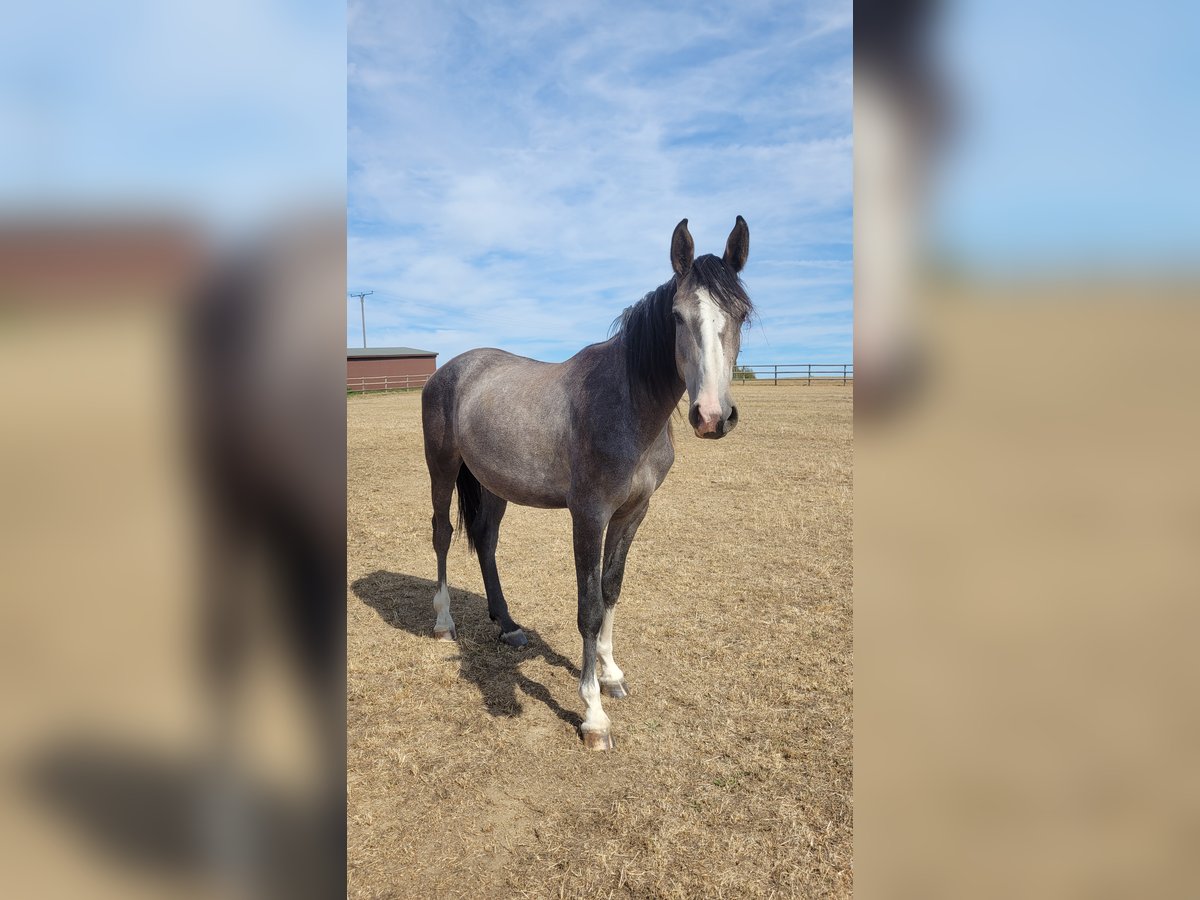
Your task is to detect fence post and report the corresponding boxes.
[843,364,847,386]
[774,364,778,386]
[808,364,812,386]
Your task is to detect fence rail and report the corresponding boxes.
[348,365,852,394]
[734,364,853,385]
[347,373,432,393]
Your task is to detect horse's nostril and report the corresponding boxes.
[689,403,702,428]
[728,405,739,425]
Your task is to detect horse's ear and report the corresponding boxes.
[671,218,694,278]
[723,215,749,273]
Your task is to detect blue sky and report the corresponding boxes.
[348,0,852,365]
[0,0,344,233]
[929,1,1200,272]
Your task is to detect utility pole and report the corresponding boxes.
[349,291,373,348]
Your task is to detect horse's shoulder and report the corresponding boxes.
[647,426,675,476]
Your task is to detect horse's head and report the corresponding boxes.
[669,216,751,439]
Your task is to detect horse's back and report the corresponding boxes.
[425,348,559,415]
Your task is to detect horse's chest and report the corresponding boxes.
[626,438,675,501]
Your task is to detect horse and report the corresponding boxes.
[420,216,752,750]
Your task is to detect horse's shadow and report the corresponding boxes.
[19,736,339,900]
[351,571,582,730]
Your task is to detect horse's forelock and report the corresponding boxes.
[688,254,752,324]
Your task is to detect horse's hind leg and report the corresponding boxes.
[471,490,528,648]
[430,470,457,641]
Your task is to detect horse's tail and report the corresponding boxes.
[455,463,483,556]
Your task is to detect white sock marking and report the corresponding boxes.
[580,674,610,734]
[432,582,455,633]
[597,607,624,684]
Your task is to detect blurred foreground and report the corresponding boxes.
[0,2,345,895]
[856,1,1200,896]
[856,280,1200,898]
[0,213,346,900]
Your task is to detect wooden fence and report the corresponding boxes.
[348,365,852,393]
[734,364,853,385]
[347,373,432,393]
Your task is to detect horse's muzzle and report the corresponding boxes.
[690,402,738,439]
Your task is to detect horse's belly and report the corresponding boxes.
[465,455,568,508]
[457,419,570,508]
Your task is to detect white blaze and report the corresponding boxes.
[694,287,728,420]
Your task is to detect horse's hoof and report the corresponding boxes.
[432,627,456,642]
[582,730,614,751]
[499,628,528,649]
[600,679,628,699]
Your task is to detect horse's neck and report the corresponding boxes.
[606,337,684,448]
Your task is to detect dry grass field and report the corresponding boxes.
[347,382,853,899]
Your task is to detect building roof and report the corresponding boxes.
[347,347,437,359]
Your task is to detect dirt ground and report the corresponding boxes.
[347,382,853,898]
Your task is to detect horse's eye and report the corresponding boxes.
[672,310,684,323]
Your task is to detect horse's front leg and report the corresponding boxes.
[571,508,613,750]
[598,499,650,698]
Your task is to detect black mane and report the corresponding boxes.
[610,277,680,403]
[610,254,753,404]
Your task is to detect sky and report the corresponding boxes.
[348,0,853,365]
[0,0,345,234]
[929,1,1200,273]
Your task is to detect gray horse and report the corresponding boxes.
[421,217,752,750]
